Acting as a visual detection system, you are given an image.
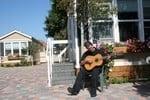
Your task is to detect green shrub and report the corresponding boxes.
[20,58,32,66]
[109,77,129,84]
[14,63,21,66]
[1,63,15,67]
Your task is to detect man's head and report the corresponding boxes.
[84,41,95,52]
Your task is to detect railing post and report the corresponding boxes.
[51,38,54,64]
[74,0,80,69]
[47,37,53,87]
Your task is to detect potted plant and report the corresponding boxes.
[126,38,145,53]
[113,43,128,54]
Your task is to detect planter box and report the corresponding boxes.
[109,65,150,80]
[113,46,128,54]
[108,52,150,80]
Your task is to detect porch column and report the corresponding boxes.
[11,42,13,55]
[137,0,145,41]
[19,42,21,56]
[0,42,1,56]
[3,42,5,56]
[27,42,29,56]
[74,0,80,69]
[88,17,93,43]
[81,22,85,55]
[67,14,74,62]
[112,0,120,42]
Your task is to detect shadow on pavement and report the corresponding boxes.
[133,81,150,97]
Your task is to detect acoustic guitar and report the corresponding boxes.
[83,53,115,71]
[83,54,104,71]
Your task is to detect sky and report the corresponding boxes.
[0,0,51,41]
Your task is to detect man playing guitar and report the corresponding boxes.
[67,41,108,97]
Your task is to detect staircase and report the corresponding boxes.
[52,63,76,85]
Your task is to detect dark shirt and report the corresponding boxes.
[80,48,105,61]
[80,48,106,71]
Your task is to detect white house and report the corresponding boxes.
[0,30,46,64]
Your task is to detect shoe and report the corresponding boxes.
[89,88,97,97]
[91,94,97,97]
[67,87,78,95]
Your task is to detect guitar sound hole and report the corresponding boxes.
[95,59,99,62]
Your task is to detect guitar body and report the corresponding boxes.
[84,54,103,71]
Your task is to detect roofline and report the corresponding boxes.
[0,30,32,40]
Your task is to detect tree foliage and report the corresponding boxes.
[77,0,115,19]
[44,0,116,40]
[44,0,71,39]
[28,42,41,57]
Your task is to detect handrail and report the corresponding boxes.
[58,46,68,63]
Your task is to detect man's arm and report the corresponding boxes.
[79,51,88,66]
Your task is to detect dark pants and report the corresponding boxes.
[72,67,101,95]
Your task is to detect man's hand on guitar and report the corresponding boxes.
[107,55,111,59]
[80,60,86,66]
[80,60,93,66]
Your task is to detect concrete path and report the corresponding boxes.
[0,63,150,100]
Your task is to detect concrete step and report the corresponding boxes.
[52,63,76,85]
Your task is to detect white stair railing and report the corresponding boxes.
[58,46,68,63]
[46,38,68,87]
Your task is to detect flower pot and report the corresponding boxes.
[113,46,128,54]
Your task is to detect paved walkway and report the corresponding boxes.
[0,63,150,100]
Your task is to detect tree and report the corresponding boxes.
[44,0,71,39]
[28,42,42,64]
[44,0,116,40]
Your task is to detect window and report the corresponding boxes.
[21,42,27,55]
[143,0,150,19]
[119,22,138,41]
[117,0,138,20]
[92,22,113,42]
[117,0,139,41]
[0,43,4,56]
[5,42,11,56]
[143,0,150,40]
[144,22,150,40]
[13,42,19,56]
